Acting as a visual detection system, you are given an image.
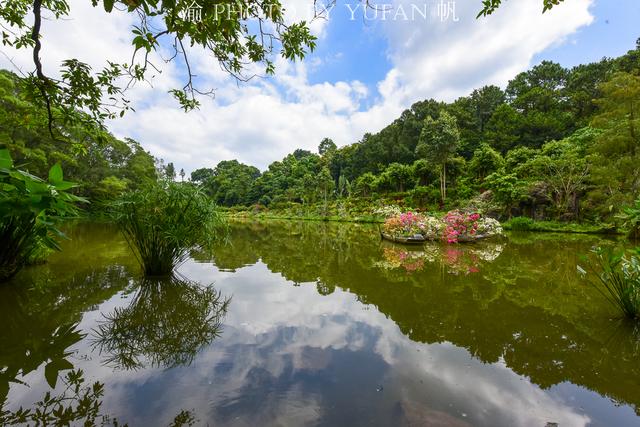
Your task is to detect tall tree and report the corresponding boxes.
[165,162,176,181]
[415,111,460,204]
[589,72,640,212]
[318,138,337,156]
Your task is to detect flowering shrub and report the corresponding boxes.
[383,211,427,237]
[441,210,481,243]
[476,217,503,237]
[373,205,402,218]
[422,216,445,239]
[381,208,503,243]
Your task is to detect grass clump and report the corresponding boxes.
[111,181,224,276]
[578,247,640,320]
[505,216,535,231]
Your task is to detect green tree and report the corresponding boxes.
[589,72,640,213]
[506,61,573,148]
[318,138,337,156]
[485,104,523,153]
[165,162,176,181]
[190,168,214,185]
[530,138,590,218]
[415,111,460,204]
[485,170,528,218]
[469,143,504,181]
[355,172,377,197]
[382,162,413,192]
[317,167,334,214]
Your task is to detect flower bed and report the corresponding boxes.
[381,209,503,244]
[382,212,429,238]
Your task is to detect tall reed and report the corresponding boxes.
[578,247,640,320]
[111,181,224,276]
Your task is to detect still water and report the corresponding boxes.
[1,221,639,426]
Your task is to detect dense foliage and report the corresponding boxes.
[111,181,224,276]
[0,70,158,203]
[0,148,85,281]
[204,41,640,228]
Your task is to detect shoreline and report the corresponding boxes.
[225,212,622,236]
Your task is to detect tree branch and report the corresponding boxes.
[31,0,55,138]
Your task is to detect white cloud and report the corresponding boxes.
[378,0,594,105]
[1,0,594,173]
[7,259,595,426]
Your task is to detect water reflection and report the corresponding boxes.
[2,221,639,426]
[93,274,230,370]
[0,264,132,407]
[198,220,640,421]
[0,368,197,426]
[374,241,505,274]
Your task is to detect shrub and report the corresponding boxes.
[110,181,224,276]
[617,198,640,241]
[507,216,535,231]
[0,148,85,282]
[476,217,504,237]
[578,247,640,320]
[442,210,481,243]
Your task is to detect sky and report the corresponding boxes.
[1,0,639,173]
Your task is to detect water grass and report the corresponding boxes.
[111,181,224,276]
[578,247,640,320]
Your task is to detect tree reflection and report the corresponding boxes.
[1,369,197,426]
[93,274,230,370]
[211,220,640,413]
[0,265,132,407]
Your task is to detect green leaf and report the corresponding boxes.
[44,358,74,389]
[0,148,13,169]
[103,0,114,12]
[48,163,63,185]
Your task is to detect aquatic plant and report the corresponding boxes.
[578,247,640,320]
[0,149,85,282]
[110,181,224,276]
[617,198,640,241]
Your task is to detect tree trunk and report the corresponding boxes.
[442,163,447,203]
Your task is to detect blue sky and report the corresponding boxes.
[1,0,638,172]
[533,0,639,66]
[302,0,640,112]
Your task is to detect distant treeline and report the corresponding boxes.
[191,39,640,221]
[1,39,639,221]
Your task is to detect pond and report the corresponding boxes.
[1,221,639,426]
